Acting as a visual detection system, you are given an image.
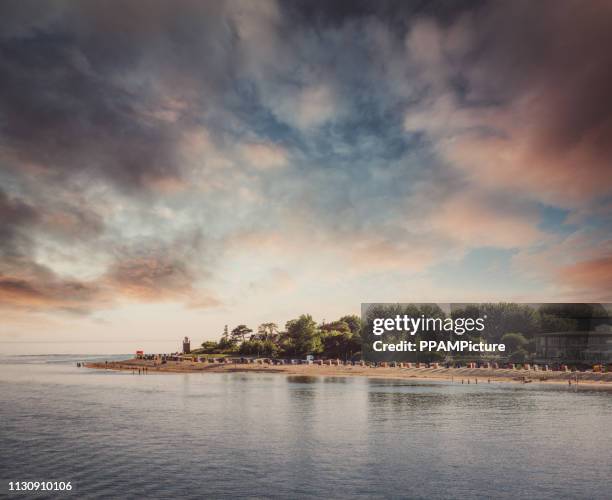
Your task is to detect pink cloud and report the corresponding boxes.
[429,192,545,248]
[558,256,612,301]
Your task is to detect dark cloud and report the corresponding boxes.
[0,188,39,257]
[0,187,104,258]
[0,189,215,311]
[0,31,183,190]
[0,0,236,191]
[0,273,102,314]
[283,0,482,29]
[465,0,612,171]
[0,188,104,313]
[0,0,611,315]
[1,0,610,193]
[398,0,612,208]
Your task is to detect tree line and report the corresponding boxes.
[197,314,362,360]
[196,303,609,362]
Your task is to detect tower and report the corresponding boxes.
[183,336,191,354]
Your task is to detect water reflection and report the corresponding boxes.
[286,375,320,384]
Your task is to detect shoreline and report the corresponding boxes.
[86,359,612,388]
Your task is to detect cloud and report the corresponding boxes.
[403,1,612,207]
[105,256,194,301]
[512,229,612,301]
[241,142,288,170]
[0,186,219,312]
[558,256,612,301]
[101,230,220,307]
[0,188,39,255]
[0,0,238,192]
[0,238,221,314]
[428,191,545,248]
[0,188,106,313]
[0,0,611,327]
[186,295,223,310]
[269,83,338,130]
[0,273,102,314]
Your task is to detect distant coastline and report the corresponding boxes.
[86,358,612,388]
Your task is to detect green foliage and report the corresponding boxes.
[238,338,279,357]
[206,301,607,361]
[218,336,238,352]
[256,322,279,340]
[283,314,322,357]
[321,330,358,359]
[320,320,351,335]
[200,340,219,353]
[338,315,362,336]
[231,324,253,343]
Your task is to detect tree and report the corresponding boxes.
[319,317,362,360]
[200,340,219,353]
[261,339,279,357]
[218,336,237,352]
[322,330,356,360]
[320,320,350,334]
[339,315,362,336]
[239,339,263,356]
[284,314,322,357]
[231,324,253,344]
[257,322,279,341]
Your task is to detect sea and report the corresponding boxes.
[1,354,611,499]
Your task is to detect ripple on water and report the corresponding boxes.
[1,359,611,499]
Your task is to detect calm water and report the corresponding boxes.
[1,356,611,499]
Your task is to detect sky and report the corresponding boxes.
[1,0,611,354]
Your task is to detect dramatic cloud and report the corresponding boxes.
[0,0,610,335]
[403,1,612,206]
[0,273,102,314]
[0,189,101,313]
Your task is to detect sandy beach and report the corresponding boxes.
[86,359,612,388]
